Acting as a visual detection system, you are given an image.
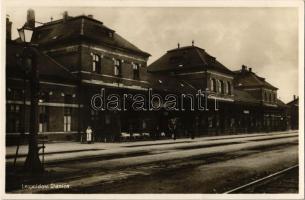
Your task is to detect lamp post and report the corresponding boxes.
[18,25,43,173]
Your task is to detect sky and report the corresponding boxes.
[6,6,299,103]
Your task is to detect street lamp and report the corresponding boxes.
[18,26,33,43]
[18,25,43,173]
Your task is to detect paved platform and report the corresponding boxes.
[6,131,299,193]
[6,130,298,165]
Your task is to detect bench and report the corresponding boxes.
[120,132,131,141]
[142,132,150,137]
[133,133,141,139]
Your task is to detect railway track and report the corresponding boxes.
[224,164,299,193]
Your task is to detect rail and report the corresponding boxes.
[224,164,299,194]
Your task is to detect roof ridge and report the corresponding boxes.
[167,45,198,52]
[80,18,84,35]
[36,15,105,29]
[194,47,208,65]
[34,17,150,57]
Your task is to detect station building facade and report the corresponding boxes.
[147,46,289,136]
[287,96,299,130]
[6,11,291,144]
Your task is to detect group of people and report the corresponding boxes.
[83,117,199,143]
[166,118,197,140]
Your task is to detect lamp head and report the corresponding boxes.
[18,25,33,43]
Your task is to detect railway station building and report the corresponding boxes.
[6,11,291,144]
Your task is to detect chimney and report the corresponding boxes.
[88,14,93,19]
[177,43,180,48]
[63,11,69,22]
[192,40,194,46]
[26,9,35,29]
[293,95,296,100]
[6,15,12,41]
[242,65,247,71]
[249,67,252,72]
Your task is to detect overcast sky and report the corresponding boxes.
[6,7,299,103]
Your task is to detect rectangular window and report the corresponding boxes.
[217,80,220,93]
[132,63,140,79]
[92,62,96,72]
[219,80,224,94]
[7,104,22,133]
[211,79,217,92]
[114,59,121,76]
[9,104,20,113]
[15,105,20,112]
[64,116,71,132]
[64,107,72,132]
[39,123,43,133]
[227,81,231,95]
[8,89,22,100]
[90,109,98,121]
[92,54,101,73]
[39,106,48,132]
[108,32,113,38]
[222,81,226,94]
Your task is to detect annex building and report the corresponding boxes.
[6,10,292,144]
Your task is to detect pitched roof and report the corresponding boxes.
[144,73,198,94]
[233,89,260,104]
[30,15,150,57]
[234,88,287,108]
[6,41,76,82]
[233,69,278,90]
[287,98,299,106]
[147,45,234,75]
[277,99,288,108]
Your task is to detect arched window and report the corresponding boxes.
[211,78,217,92]
[227,81,231,95]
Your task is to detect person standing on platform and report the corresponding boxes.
[169,118,177,140]
[86,126,93,144]
[192,117,199,139]
[155,124,160,140]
